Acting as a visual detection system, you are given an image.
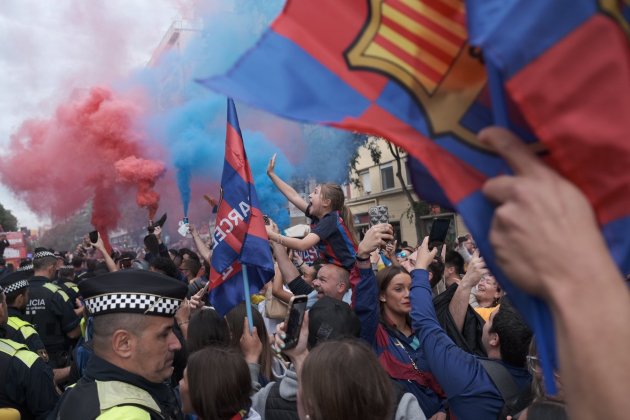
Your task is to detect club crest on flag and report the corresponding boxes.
[345,0,487,147]
[599,0,630,37]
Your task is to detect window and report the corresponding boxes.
[380,164,395,190]
[360,171,371,194]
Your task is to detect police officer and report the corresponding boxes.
[25,249,81,372]
[0,283,59,420]
[0,269,49,362]
[51,269,187,419]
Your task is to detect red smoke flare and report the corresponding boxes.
[0,86,165,242]
[115,156,166,220]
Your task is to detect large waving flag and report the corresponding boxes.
[209,99,275,316]
[200,0,630,387]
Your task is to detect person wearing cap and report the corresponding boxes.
[0,270,49,362]
[50,269,188,420]
[0,283,59,420]
[24,249,81,375]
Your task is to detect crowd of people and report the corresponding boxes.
[0,127,629,420]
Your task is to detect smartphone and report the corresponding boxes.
[89,230,99,244]
[282,295,309,350]
[197,280,210,300]
[428,218,450,250]
[368,205,389,226]
[263,215,271,225]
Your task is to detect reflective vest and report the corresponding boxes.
[5,315,48,362]
[56,379,165,420]
[0,339,40,416]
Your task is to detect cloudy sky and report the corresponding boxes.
[0,1,181,228]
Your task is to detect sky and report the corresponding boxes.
[0,0,362,237]
[0,1,179,228]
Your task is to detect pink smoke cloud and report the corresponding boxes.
[0,86,166,244]
[115,156,167,220]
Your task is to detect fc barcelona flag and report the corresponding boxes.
[200,0,630,380]
[209,99,275,316]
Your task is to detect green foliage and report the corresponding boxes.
[37,210,92,252]
[0,203,18,232]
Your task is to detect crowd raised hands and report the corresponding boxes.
[2,128,629,420]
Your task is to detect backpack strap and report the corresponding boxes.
[478,359,519,402]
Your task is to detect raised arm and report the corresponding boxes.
[448,250,487,333]
[267,231,321,252]
[189,224,212,264]
[354,224,394,344]
[271,262,293,304]
[93,232,118,272]
[267,154,309,213]
[266,217,315,298]
[480,127,630,420]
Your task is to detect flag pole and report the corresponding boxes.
[242,263,255,334]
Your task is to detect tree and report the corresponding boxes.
[37,209,92,252]
[386,142,430,241]
[0,203,18,232]
[350,137,430,244]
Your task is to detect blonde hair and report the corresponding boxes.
[320,183,358,245]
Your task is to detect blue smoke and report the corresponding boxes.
[133,0,367,229]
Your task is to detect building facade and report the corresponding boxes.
[344,137,468,247]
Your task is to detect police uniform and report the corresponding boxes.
[51,269,187,420]
[0,270,49,361]
[0,285,59,420]
[25,251,81,368]
[54,269,80,305]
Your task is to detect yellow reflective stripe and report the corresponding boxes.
[14,348,39,368]
[43,282,70,302]
[57,289,70,301]
[64,282,79,293]
[97,406,151,420]
[96,381,161,413]
[43,283,60,293]
[7,317,38,339]
[0,339,39,368]
[0,338,27,355]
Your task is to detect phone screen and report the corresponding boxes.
[89,230,99,244]
[428,218,450,249]
[283,295,308,349]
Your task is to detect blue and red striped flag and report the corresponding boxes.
[199,0,630,385]
[208,98,274,316]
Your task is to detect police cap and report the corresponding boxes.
[0,270,30,295]
[79,269,187,317]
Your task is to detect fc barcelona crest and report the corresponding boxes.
[345,0,487,147]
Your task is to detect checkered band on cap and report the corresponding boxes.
[17,264,33,272]
[3,279,29,295]
[84,293,182,316]
[34,251,55,260]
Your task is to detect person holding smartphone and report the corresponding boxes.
[354,224,447,419]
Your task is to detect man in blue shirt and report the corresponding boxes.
[410,237,531,420]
